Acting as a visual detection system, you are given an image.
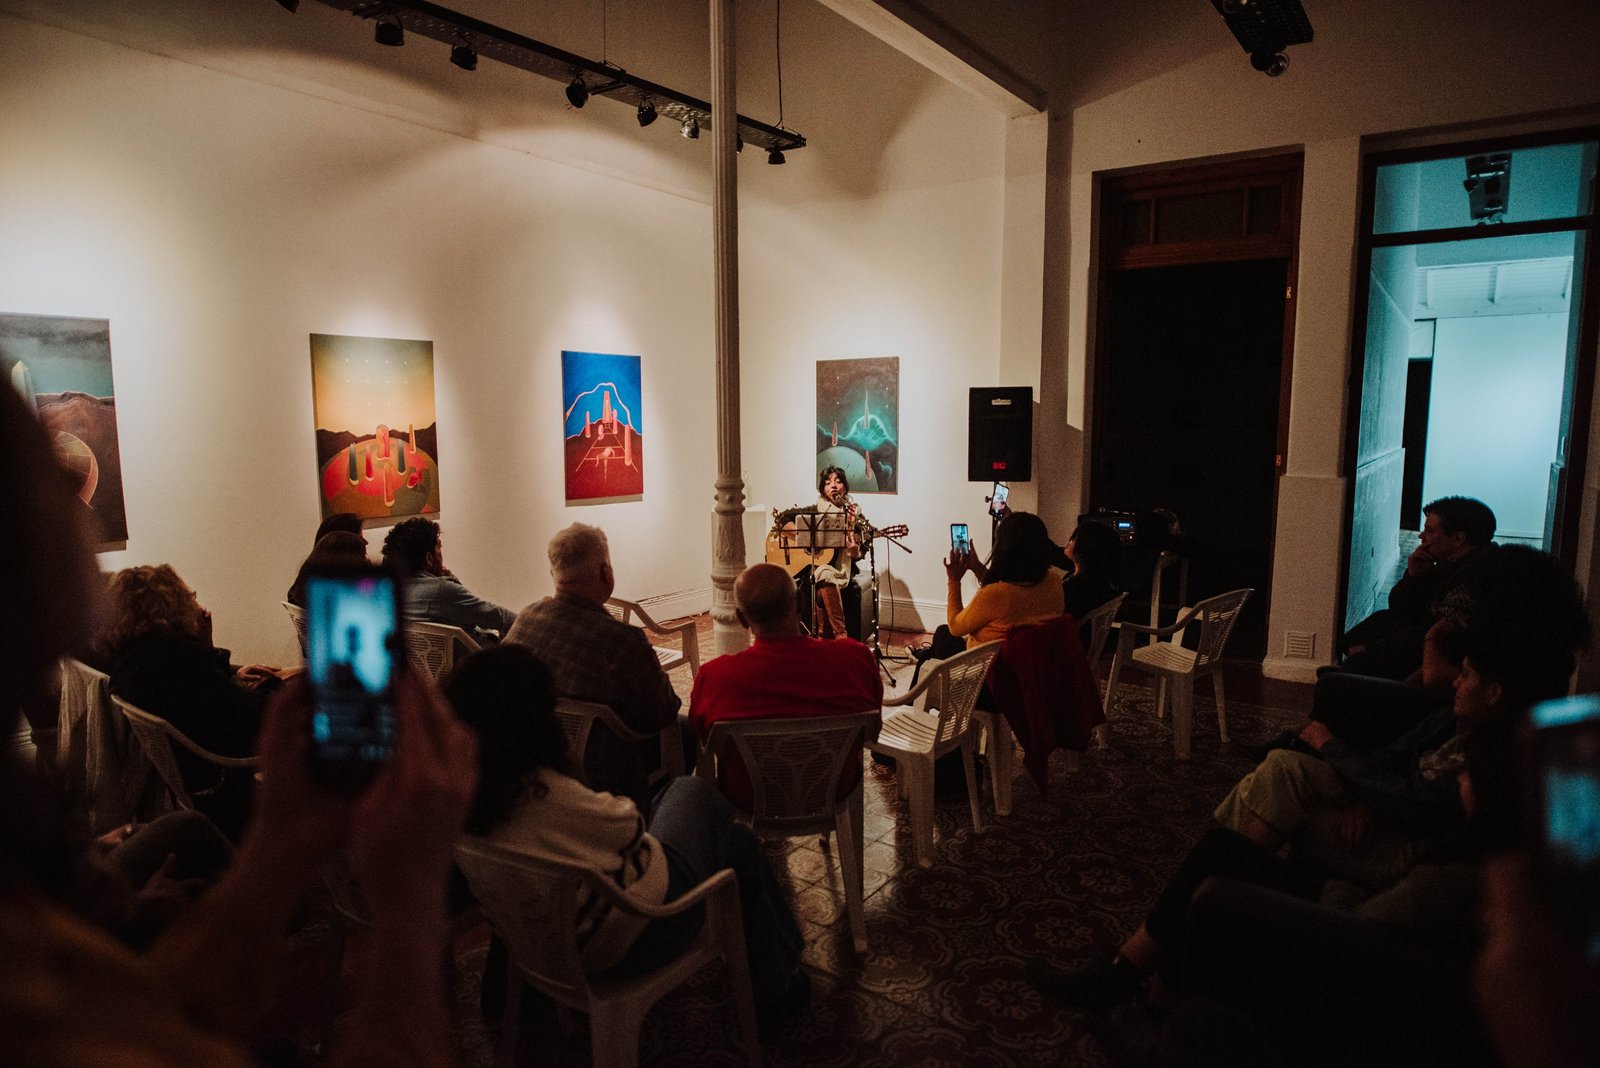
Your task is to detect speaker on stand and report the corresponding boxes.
[968,387,1033,483]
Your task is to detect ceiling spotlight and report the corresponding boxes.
[450,43,477,71]
[767,147,786,165]
[636,98,657,127]
[374,14,404,47]
[680,117,699,140]
[275,0,299,11]
[1249,47,1288,76]
[735,136,744,153]
[565,78,589,109]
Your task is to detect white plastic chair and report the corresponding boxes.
[1081,592,1130,669]
[281,600,308,656]
[404,619,481,681]
[455,837,761,1068]
[695,711,880,952]
[1079,592,1128,748]
[605,597,701,679]
[868,641,1001,868]
[1102,588,1252,760]
[112,694,259,814]
[58,659,156,833]
[553,697,686,787]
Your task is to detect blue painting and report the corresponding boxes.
[561,350,643,503]
[816,356,898,494]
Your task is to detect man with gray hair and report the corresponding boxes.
[505,523,680,807]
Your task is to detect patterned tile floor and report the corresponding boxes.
[445,619,1313,1067]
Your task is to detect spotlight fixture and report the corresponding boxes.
[1249,48,1289,76]
[1211,0,1311,77]
[735,136,744,153]
[1463,153,1512,222]
[374,13,404,46]
[767,147,785,165]
[298,0,806,160]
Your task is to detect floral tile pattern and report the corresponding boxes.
[446,639,1308,1067]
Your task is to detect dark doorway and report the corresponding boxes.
[1400,357,1434,530]
[1099,259,1288,658]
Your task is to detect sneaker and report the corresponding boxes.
[909,642,936,664]
[1025,954,1142,1013]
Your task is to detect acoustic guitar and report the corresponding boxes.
[764,513,909,577]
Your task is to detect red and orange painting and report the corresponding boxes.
[309,333,441,520]
[562,350,643,503]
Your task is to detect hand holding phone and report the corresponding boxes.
[304,564,403,789]
[950,523,972,557]
[988,481,1010,520]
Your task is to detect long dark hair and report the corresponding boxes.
[442,644,568,833]
[984,511,1054,586]
[1067,521,1122,583]
[818,465,849,496]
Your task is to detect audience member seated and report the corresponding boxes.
[381,517,515,642]
[443,644,807,1032]
[286,530,369,609]
[0,382,478,1068]
[1340,495,1495,680]
[688,563,882,810]
[1060,519,1123,630]
[506,523,680,809]
[1027,545,1587,1014]
[103,565,283,840]
[915,510,1066,674]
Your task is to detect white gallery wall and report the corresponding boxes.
[0,1,1013,663]
[1050,0,1600,679]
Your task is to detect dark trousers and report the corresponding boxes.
[612,776,803,1010]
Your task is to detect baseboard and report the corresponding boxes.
[873,595,943,635]
[1260,656,1325,684]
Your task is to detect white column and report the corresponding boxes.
[709,0,747,656]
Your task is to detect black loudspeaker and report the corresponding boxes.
[968,387,1033,482]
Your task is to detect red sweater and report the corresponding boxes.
[688,633,883,811]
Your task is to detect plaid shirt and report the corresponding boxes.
[505,596,680,805]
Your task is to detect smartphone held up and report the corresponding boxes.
[304,564,403,788]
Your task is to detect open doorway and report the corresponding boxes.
[1093,155,1302,660]
[1342,134,1599,637]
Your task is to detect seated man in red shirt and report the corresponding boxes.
[689,563,883,810]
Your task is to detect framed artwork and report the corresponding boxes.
[816,356,899,494]
[309,333,440,520]
[1,313,128,543]
[561,350,643,504]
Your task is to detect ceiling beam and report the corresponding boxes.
[815,0,1045,118]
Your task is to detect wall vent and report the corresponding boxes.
[1284,630,1317,659]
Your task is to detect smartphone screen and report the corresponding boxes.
[305,566,401,787]
[951,523,971,556]
[1525,694,1600,962]
[989,481,1010,519]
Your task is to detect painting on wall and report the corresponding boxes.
[561,350,644,504]
[1,313,128,543]
[309,333,441,521]
[816,356,899,494]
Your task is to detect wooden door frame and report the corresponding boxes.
[1090,152,1304,657]
[1335,127,1600,640]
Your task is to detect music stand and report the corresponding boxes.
[771,509,856,638]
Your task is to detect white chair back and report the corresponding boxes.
[404,620,481,680]
[112,694,258,815]
[696,711,878,834]
[1080,592,1129,667]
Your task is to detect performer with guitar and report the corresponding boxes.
[772,466,861,639]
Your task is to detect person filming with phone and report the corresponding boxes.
[913,510,1066,677]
